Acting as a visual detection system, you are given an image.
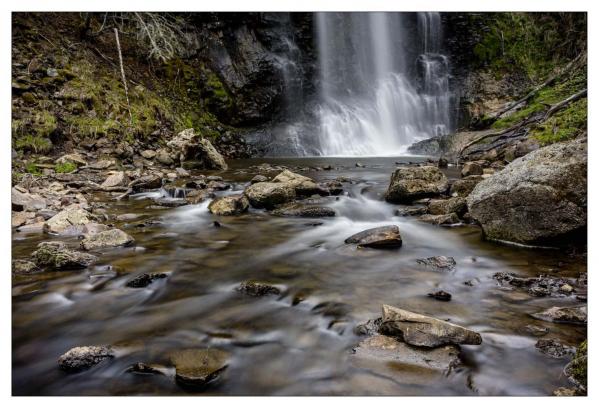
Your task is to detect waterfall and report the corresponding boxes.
[308,12,454,156]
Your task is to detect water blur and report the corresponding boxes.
[12,157,586,395]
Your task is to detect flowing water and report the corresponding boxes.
[12,157,586,395]
[307,12,454,156]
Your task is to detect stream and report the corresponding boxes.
[12,156,586,395]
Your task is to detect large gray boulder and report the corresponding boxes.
[466,138,587,245]
[80,229,135,250]
[12,187,46,212]
[43,204,93,235]
[380,304,482,347]
[244,182,295,209]
[385,166,449,203]
[167,128,227,170]
[271,170,327,196]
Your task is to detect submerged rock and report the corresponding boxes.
[126,273,168,288]
[384,166,449,204]
[418,213,460,225]
[493,272,578,298]
[244,182,296,209]
[170,348,230,388]
[428,290,452,301]
[380,304,482,347]
[237,281,281,297]
[208,195,249,216]
[271,203,335,217]
[58,345,114,372]
[12,259,39,275]
[532,305,587,325]
[43,204,92,234]
[417,256,456,270]
[344,225,402,249]
[80,229,134,250]
[352,334,461,372]
[535,339,574,358]
[32,241,97,270]
[127,362,167,375]
[466,138,587,245]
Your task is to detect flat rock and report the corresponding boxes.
[380,304,482,347]
[44,204,92,235]
[170,348,230,388]
[384,166,448,204]
[208,195,249,216]
[32,241,97,270]
[271,203,335,217]
[417,256,456,270]
[532,305,587,325]
[58,345,114,372]
[12,187,46,212]
[101,171,127,188]
[81,229,135,250]
[418,213,460,225]
[345,225,402,249]
[352,334,461,372]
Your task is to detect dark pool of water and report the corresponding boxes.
[12,157,586,395]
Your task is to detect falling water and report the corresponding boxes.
[310,12,454,156]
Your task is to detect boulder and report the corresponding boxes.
[461,162,483,177]
[140,149,157,159]
[170,348,230,388]
[32,241,97,269]
[271,203,335,217]
[535,339,574,358]
[101,171,127,188]
[155,148,174,166]
[11,187,46,212]
[450,176,483,197]
[271,170,327,196]
[167,128,228,170]
[466,138,587,245]
[250,174,269,184]
[352,334,461,372]
[428,197,467,216]
[532,305,587,325]
[80,229,135,250]
[44,204,92,234]
[380,304,482,347]
[244,182,295,209]
[384,166,449,203]
[58,346,114,372]
[12,211,34,228]
[344,225,402,249]
[208,195,250,216]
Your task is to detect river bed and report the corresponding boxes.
[12,156,586,395]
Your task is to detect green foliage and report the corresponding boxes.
[492,66,587,130]
[15,135,53,154]
[531,98,586,145]
[24,162,41,175]
[473,13,586,80]
[54,161,77,173]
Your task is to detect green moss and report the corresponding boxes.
[569,340,587,388]
[24,162,42,175]
[531,98,587,145]
[54,161,77,173]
